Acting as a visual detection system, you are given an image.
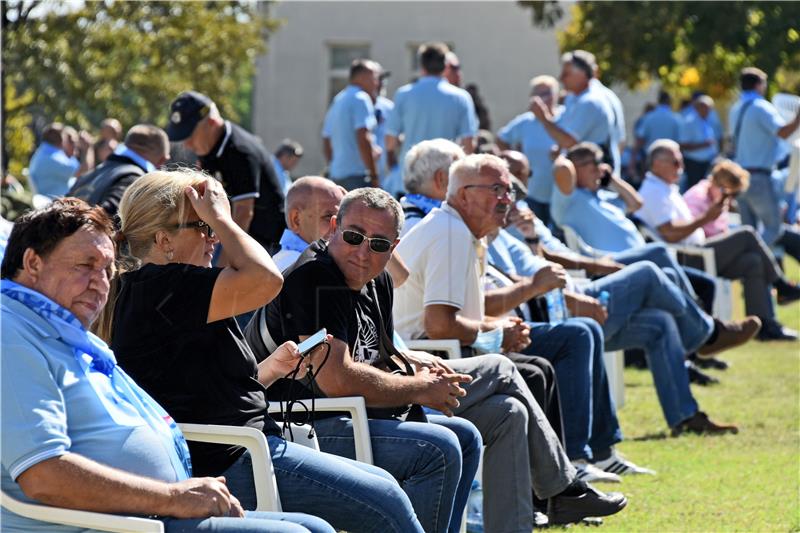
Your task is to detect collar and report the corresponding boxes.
[0,293,59,339]
[644,171,678,192]
[113,144,155,172]
[740,90,762,103]
[271,154,285,176]
[656,104,672,112]
[441,202,484,246]
[279,228,310,253]
[404,194,442,215]
[419,75,443,84]
[214,121,232,159]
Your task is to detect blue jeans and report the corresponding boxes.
[162,511,334,533]
[612,242,697,298]
[522,319,622,461]
[223,436,424,533]
[583,262,710,427]
[314,414,481,533]
[739,170,784,247]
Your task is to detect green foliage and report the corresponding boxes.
[519,1,800,102]
[2,0,279,176]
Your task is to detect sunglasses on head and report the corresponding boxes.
[175,220,215,238]
[341,229,393,253]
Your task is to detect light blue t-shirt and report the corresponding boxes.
[386,76,478,178]
[498,110,560,203]
[551,186,646,253]
[557,87,614,147]
[28,142,79,198]
[679,108,718,162]
[374,95,403,195]
[488,229,548,278]
[1,296,182,532]
[729,92,786,170]
[635,104,682,150]
[322,84,377,179]
[590,79,625,174]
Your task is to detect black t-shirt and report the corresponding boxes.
[245,241,394,398]
[199,122,286,248]
[111,263,281,477]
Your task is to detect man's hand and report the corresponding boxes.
[703,197,729,222]
[508,207,537,239]
[166,477,238,519]
[530,264,567,294]
[592,257,624,275]
[405,349,455,374]
[566,293,608,325]
[415,367,472,416]
[501,317,531,352]
[529,96,551,122]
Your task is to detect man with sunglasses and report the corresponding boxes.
[637,139,800,341]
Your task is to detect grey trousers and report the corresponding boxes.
[448,354,575,533]
[688,226,781,318]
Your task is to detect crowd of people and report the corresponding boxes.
[2,41,800,533]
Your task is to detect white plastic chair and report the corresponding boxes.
[404,338,462,359]
[1,424,280,532]
[268,396,373,464]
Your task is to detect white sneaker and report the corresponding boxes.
[572,459,621,483]
[593,449,657,476]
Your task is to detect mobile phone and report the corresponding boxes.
[297,328,327,357]
[599,169,612,188]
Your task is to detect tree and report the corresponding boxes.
[519,1,800,102]
[2,0,279,177]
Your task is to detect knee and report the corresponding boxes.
[500,396,530,429]
[565,322,595,356]
[738,252,762,274]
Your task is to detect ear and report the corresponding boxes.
[329,215,339,235]
[434,168,448,193]
[21,248,44,282]
[153,230,173,253]
[286,207,301,233]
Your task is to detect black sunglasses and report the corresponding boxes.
[341,229,393,253]
[175,220,215,238]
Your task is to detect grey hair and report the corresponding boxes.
[447,154,509,199]
[647,139,680,169]
[529,75,559,94]
[337,187,404,237]
[403,139,465,194]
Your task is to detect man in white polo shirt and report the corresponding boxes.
[636,139,800,340]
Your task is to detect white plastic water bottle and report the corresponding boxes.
[466,479,484,533]
[545,288,568,323]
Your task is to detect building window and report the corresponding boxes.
[328,43,370,102]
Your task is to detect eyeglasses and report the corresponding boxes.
[341,229,393,253]
[463,183,516,201]
[175,220,215,238]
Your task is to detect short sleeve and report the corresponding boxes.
[422,230,472,310]
[385,90,405,136]
[755,103,786,135]
[352,94,377,131]
[1,340,69,480]
[559,100,600,141]
[498,115,524,145]
[636,191,674,228]
[223,155,261,202]
[321,108,333,139]
[458,95,479,139]
[502,232,545,277]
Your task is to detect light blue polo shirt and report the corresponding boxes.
[679,108,718,162]
[488,229,548,277]
[635,104,682,150]
[386,76,478,177]
[28,142,79,198]
[1,295,182,532]
[498,110,561,203]
[591,79,625,173]
[551,186,646,253]
[729,92,786,170]
[557,87,614,147]
[322,84,377,180]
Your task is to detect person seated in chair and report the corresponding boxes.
[0,198,332,533]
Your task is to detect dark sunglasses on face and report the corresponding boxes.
[175,220,215,238]
[341,229,393,253]
[464,183,517,201]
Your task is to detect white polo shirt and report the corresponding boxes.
[636,172,706,245]
[393,202,486,340]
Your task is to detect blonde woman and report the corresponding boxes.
[105,169,424,533]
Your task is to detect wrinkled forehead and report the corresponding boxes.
[48,226,115,263]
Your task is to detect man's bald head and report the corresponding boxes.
[285,176,347,244]
[500,150,531,185]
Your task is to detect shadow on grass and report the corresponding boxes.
[629,431,670,441]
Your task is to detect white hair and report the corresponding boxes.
[647,139,681,169]
[446,154,509,199]
[403,139,465,194]
[529,74,559,94]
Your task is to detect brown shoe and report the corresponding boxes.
[697,316,762,357]
[671,411,739,437]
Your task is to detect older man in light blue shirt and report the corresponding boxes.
[322,59,380,191]
[385,42,477,189]
[729,67,800,246]
[679,96,719,190]
[28,123,80,198]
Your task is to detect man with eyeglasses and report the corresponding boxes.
[636,139,800,341]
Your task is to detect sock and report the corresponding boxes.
[593,447,612,461]
[704,320,720,346]
[558,478,588,497]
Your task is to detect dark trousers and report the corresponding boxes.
[682,158,712,192]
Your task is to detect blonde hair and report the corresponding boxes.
[94,168,208,341]
[710,159,750,193]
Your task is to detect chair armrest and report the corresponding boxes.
[671,245,717,276]
[404,338,462,360]
[1,490,164,532]
[268,396,374,464]
[179,424,281,512]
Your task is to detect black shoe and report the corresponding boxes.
[548,484,627,525]
[686,361,720,386]
[775,279,800,305]
[756,319,799,341]
[692,356,729,371]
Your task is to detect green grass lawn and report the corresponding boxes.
[584,259,800,532]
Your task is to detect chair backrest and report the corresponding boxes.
[561,224,608,258]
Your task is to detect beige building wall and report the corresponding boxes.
[253,1,657,177]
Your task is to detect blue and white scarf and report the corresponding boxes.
[0,279,192,480]
[404,194,442,216]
